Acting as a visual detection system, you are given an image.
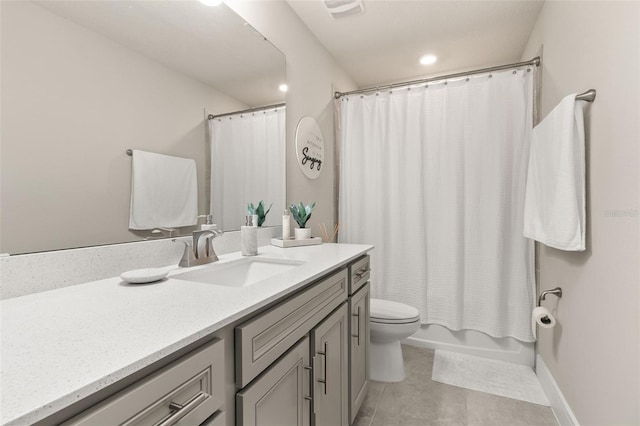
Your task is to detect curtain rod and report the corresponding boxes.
[208,103,285,120]
[334,57,541,99]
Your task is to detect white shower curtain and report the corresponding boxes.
[210,106,285,230]
[339,69,535,342]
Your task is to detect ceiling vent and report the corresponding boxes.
[323,0,365,19]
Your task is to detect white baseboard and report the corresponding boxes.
[535,354,580,426]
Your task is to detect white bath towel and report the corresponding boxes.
[524,94,586,251]
[129,150,198,230]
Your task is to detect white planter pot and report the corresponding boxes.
[294,227,311,240]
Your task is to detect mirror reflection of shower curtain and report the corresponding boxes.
[209,106,285,230]
[339,69,535,342]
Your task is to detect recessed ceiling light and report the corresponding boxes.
[199,0,223,6]
[419,54,438,66]
[279,84,289,93]
[323,0,365,19]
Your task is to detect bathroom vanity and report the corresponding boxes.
[0,244,372,426]
[236,256,370,426]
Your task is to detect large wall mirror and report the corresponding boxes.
[1,0,286,255]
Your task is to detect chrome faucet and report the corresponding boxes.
[194,229,224,259]
[174,227,224,267]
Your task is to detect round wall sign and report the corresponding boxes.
[295,116,324,179]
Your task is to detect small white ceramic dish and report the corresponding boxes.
[120,267,170,284]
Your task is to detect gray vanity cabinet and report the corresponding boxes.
[62,338,225,426]
[236,303,350,426]
[236,336,311,426]
[312,303,349,426]
[234,268,349,426]
[234,257,370,426]
[236,304,349,426]
[235,269,349,388]
[348,256,371,424]
[349,282,370,424]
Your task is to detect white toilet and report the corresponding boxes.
[369,298,420,382]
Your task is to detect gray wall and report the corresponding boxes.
[226,0,358,237]
[522,2,639,424]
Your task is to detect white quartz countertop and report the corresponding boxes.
[0,243,372,425]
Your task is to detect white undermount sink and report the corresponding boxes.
[172,257,304,288]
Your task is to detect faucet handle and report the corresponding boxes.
[174,239,196,267]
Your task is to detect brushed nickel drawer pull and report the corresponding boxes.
[303,364,314,412]
[157,391,209,426]
[316,342,328,395]
[354,266,369,281]
[311,357,319,414]
[351,306,361,346]
[168,402,184,411]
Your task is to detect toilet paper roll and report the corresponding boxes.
[531,306,556,339]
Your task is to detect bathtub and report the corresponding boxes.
[403,324,535,367]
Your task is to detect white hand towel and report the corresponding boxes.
[523,94,586,251]
[129,150,198,230]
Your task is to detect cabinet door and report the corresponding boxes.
[312,303,348,426]
[236,336,311,426]
[349,283,370,424]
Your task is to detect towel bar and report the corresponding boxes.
[576,89,596,102]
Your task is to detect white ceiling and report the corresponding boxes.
[287,0,544,88]
[34,1,286,107]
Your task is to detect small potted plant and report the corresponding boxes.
[247,200,272,227]
[289,201,315,239]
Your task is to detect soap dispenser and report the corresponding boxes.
[282,209,290,240]
[198,214,217,231]
[241,215,258,256]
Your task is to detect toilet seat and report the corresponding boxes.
[370,298,420,324]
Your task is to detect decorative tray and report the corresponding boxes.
[271,237,323,248]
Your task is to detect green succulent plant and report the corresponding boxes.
[247,200,272,227]
[289,202,316,228]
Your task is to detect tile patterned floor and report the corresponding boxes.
[354,345,558,426]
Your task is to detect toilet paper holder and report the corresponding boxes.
[537,287,563,307]
[537,287,562,325]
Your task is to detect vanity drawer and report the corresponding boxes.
[64,339,225,426]
[349,255,370,295]
[201,410,226,426]
[236,268,348,387]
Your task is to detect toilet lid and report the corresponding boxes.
[370,299,420,323]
